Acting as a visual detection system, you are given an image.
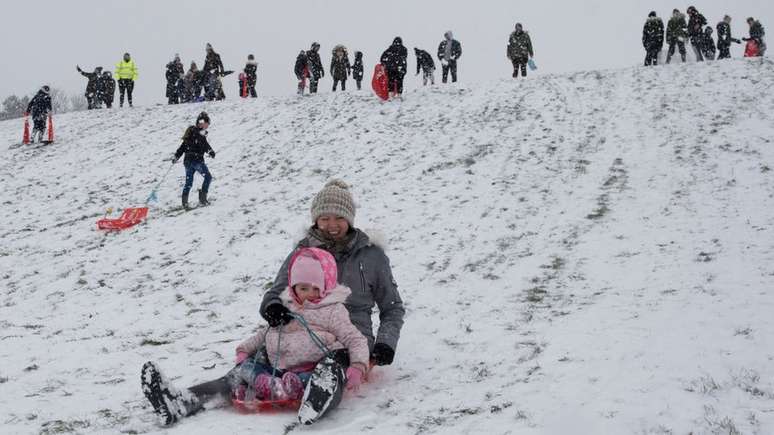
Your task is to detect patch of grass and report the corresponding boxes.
[140,338,171,346]
[525,286,547,302]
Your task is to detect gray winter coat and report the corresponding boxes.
[260,228,405,353]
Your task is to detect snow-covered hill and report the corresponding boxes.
[2,58,774,434]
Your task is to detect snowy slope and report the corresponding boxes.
[2,58,774,435]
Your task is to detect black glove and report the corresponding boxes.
[208,151,215,158]
[370,343,395,366]
[263,303,292,327]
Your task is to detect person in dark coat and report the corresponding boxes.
[77,65,103,109]
[166,54,185,104]
[642,11,665,66]
[437,31,462,83]
[380,37,408,96]
[507,23,534,78]
[294,50,309,95]
[687,6,707,61]
[183,62,203,102]
[414,48,435,86]
[716,16,742,59]
[743,17,767,57]
[701,26,716,60]
[666,9,688,63]
[25,86,52,143]
[306,42,324,94]
[203,43,225,101]
[352,51,364,90]
[100,71,116,108]
[173,112,216,209]
[243,54,258,97]
[330,45,351,91]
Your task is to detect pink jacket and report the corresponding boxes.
[237,284,370,373]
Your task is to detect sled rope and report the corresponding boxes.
[145,162,176,204]
[289,313,333,357]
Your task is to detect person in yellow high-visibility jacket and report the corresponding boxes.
[115,52,138,107]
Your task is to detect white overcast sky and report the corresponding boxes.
[1,0,770,104]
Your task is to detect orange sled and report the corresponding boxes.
[96,207,148,230]
[232,398,301,413]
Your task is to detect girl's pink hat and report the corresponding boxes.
[288,247,338,298]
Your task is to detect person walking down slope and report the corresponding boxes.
[437,31,462,83]
[76,65,102,109]
[380,37,408,97]
[701,26,716,61]
[115,52,138,107]
[294,50,309,95]
[716,15,742,60]
[243,54,258,97]
[25,85,52,143]
[352,51,364,90]
[414,48,435,86]
[173,112,216,210]
[330,45,351,91]
[507,23,534,78]
[166,54,185,104]
[306,42,325,94]
[686,6,707,61]
[99,71,116,108]
[666,9,688,63]
[743,17,767,57]
[642,11,665,66]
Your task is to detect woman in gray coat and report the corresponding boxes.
[261,179,405,364]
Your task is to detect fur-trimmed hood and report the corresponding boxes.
[280,284,352,309]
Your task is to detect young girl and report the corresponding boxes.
[352,51,364,90]
[141,247,369,426]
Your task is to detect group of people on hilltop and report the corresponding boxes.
[293,31,466,96]
[77,52,137,109]
[164,44,239,104]
[643,7,766,66]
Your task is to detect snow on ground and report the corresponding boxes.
[1,58,774,435]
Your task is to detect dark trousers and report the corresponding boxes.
[183,161,212,197]
[644,48,660,66]
[356,80,362,90]
[118,79,134,106]
[333,78,346,91]
[690,38,704,61]
[248,85,257,98]
[387,72,404,95]
[666,40,687,63]
[442,59,457,83]
[717,44,731,59]
[511,57,528,77]
[31,116,46,141]
[309,75,320,94]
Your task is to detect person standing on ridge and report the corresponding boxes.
[115,52,138,107]
[352,51,364,90]
[716,15,741,60]
[24,85,52,143]
[743,17,767,57]
[380,37,408,97]
[437,31,461,83]
[414,47,435,86]
[666,9,688,63]
[507,23,534,78]
[100,71,116,108]
[166,54,185,104]
[686,6,707,61]
[642,11,665,66]
[203,43,225,101]
[243,54,258,97]
[701,26,716,60]
[294,50,309,95]
[330,45,351,92]
[76,65,102,109]
[173,112,216,210]
[306,42,325,94]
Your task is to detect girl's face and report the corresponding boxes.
[316,214,349,241]
[294,283,321,303]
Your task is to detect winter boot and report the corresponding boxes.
[182,192,190,210]
[141,361,200,426]
[254,374,274,400]
[198,189,209,206]
[297,355,345,425]
[282,371,305,400]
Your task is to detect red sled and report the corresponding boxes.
[744,39,760,57]
[371,64,389,100]
[47,113,55,143]
[232,398,301,413]
[22,115,30,144]
[96,207,148,230]
[239,73,248,98]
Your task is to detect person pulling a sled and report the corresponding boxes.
[173,111,215,210]
[743,17,767,57]
[25,85,52,143]
[141,247,370,426]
